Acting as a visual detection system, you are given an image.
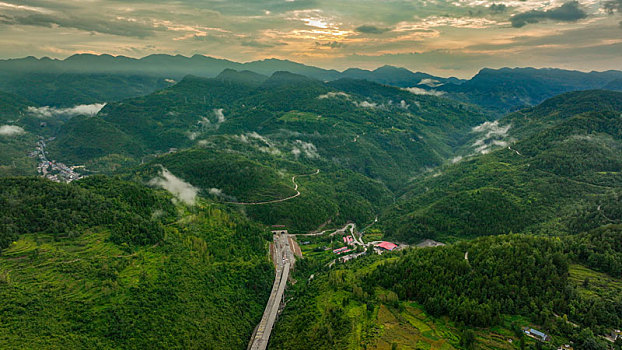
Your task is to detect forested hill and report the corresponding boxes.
[383,90,622,243]
[270,229,622,349]
[128,147,394,232]
[47,71,489,190]
[0,176,273,349]
[436,68,622,114]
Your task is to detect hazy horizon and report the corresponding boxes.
[4,52,622,79]
[1,0,621,78]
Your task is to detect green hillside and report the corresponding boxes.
[0,92,38,176]
[46,115,145,165]
[0,73,172,107]
[131,146,394,232]
[270,232,621,350]
[48,71,490,190]
[0,176,273,349]
[383,90,622,243]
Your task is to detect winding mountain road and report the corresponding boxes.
[227,169,319,206]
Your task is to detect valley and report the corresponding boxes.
[0,58,621,350]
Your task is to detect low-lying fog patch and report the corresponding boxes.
[27,103,106,118]
[403,87,445,97]
[318,91,350,99]
[471,120,512,154]
[418,78,443,88]
[149,167,198,205]
[354,100,382,109]
[236,132,282,155]
[0,125,25,136]
[292,140,320,159]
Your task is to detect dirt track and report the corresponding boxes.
[226,169,319,205]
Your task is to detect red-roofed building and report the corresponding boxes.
[376,241,398,251]
[333,247,349,254]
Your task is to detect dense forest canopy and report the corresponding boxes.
[0,64,621,350]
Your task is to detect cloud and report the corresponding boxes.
[403,87,445,97]
[451,156,463,164]
[149,167,198,205]
[510,1,587,28]
[0,125,25,136]
[27,103,106,118]
[241,39,286,48]
[317,91,350,99]
[0,13,162,38]
[471,120,512,154]
[0,0,619,79]
[206,187,238,201]
[399,100,409,109]
[315,41,345,48]
[208,188,223,196]
[489,4,507,14]
[604,0,622,14]
[213,108,225,123]
[355,25,391,34]
[236,132,281,155]
[472,120,511,137]
[418,78,443,87]
[292,140,319,159]
[354,100,380,109]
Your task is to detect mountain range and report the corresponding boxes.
[2,54,621,112]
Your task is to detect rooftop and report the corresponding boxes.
[377,241,398,251]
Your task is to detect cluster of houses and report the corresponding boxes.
[332,246,352,255]
[31,138,83,183]
[343,235,355,245]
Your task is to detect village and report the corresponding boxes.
[30,137,84,183]
[270,222,416,268]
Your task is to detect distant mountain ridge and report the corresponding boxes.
[437,67,622,113]
[0,54,458,87]
[1,54,621,112]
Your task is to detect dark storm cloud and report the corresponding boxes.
[315,41,346,48]
[510,1,587,28]
[355,25,391,34]
[603,0,622,14]
[0,13,162,38]
[489,4,507,14]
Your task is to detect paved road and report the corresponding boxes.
[228,169,319,206]
[296,222,354,237]
[248,233,295,350]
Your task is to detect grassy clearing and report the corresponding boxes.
[279,111,323,122]
[569,264,622,297]
[355,299,531,350]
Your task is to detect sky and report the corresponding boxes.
[0,0,621,77]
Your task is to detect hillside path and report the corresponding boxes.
[226,169,319,205]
